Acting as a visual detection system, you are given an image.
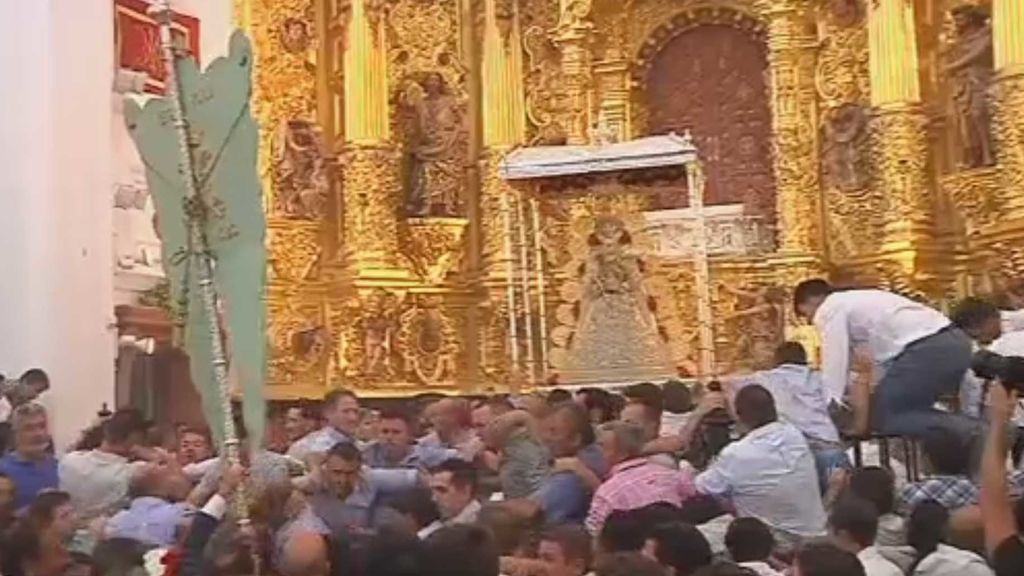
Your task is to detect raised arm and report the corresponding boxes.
[981,384,1019,557]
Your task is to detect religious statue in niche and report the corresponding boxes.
[822,104,870,192]
[363,290,400,377]
[280,17,311,53]
[272,120,331,219]
[945,5,995,169]
[719,283,786,372]
[564,216,674,380]
[291,325,328,367]
[827,0,862,28]
[401,72,465,218]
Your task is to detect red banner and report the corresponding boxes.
[115,0,201,94]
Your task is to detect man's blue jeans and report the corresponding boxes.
[871,327,978,442]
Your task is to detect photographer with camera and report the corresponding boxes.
[980,383,1024,575]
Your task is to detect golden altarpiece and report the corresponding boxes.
[234,0,1024,398]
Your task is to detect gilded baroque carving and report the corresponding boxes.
[870,107,932,230]
[387,0,462,98]
[272,119,332,219]
[822,103,871,192]
[340,145,401,260]
[399,218,469,284]
[815,0,869,109]
[716,282,786,372]
[991,71,1024,210]
[397,295,460,385]
[268,221,322,281]
[267,291,330,387]
[941,167,1001,236]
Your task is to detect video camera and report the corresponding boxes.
[972,350,1024,392]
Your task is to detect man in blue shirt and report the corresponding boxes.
[362,409,458,470]
[0,403,58,510]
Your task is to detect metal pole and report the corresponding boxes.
[687,162,715,381]
[500,190,520,377]
[529,197,549,381]
[515,191,537,384]
[150,2,253,545]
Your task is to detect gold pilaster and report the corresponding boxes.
[992,0,1024,213]
[553,2,593,145]
[343,0,390,142]
[866,0,933,245]
[482,0,526,147]
[868,0,921,106]
[594,59,630,141]
[761,1,822,255]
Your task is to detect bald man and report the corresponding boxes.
[279,532,330,576]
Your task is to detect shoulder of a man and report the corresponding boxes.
[994,536,1024,576]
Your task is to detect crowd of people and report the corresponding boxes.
[0,280,1022,576]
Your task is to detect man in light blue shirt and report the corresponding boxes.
[106,464,194,547]
[732,342,848,488]
[288,389,362,463]
[362,409,459,470]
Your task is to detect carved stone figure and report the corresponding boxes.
[273,120,331,219]
[280,18,311,53]
[564,216,674,382]
[945,5,995,169]
[822,104,870,192]
[827,0,863,28]
[403,72,465,217]
[364,290,399,376]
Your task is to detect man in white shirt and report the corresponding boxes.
[732,342,847,489]
[829,497,902,576]
[695,385,827,550]
[287,389,362,463]
[793,279,975,441]
[419,458,482,539]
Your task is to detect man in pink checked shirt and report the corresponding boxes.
[584,420,697,535]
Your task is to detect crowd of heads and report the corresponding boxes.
[0,300,1021,576]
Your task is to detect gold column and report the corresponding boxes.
[593,59,630,140]
[340,0,402,273]
[761,1,822,255]
[553,2,593,145]
[992,0,1024,211]
[867,0,933,244]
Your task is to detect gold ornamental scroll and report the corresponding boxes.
[867,0,933,245]
[759,0,823,256]
[992,0,1024,213]
[553,0,593,145]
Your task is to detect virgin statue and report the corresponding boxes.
[563,216,675,383]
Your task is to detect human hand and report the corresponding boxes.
[218,463,247,498]
[827,467,850,493]
[987,383,1018,425]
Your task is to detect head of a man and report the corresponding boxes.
[101,410,147,457]
[644,522,712,576]
[421,525,499,576]
[662,381,693,415]
[378,409,416,461]
[538,524,592,576]
[792,541,865,576]
[323,389,361,437]
[321,442,363,500]
[597,421,647,467]
[358,409,382,443]
[922,427,971,477]
[27,490,77,542]
[732,385,777,434]
[848,466,896,516]
[620,403,659,442]
[12,403,50,460]
[428,459,477,521]
[724,517,775,564]
[430,398,472,442]
[2,523,72,576]
[176,427,212,466]
[541,403,595,458]
[129,463,191,504]
[829,497,878,554]
[773,341,809,367]
[280,532,330,576]
[951,297,1002,345]
[284,403,319,442]
[472,397,512,432]
[793,279,834,321]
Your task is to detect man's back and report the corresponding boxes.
[59,449,138,521]
[695,422,826,538]
[741,365,838,444]
[815,290,950,364]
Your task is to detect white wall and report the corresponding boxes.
[0,0,116,450]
